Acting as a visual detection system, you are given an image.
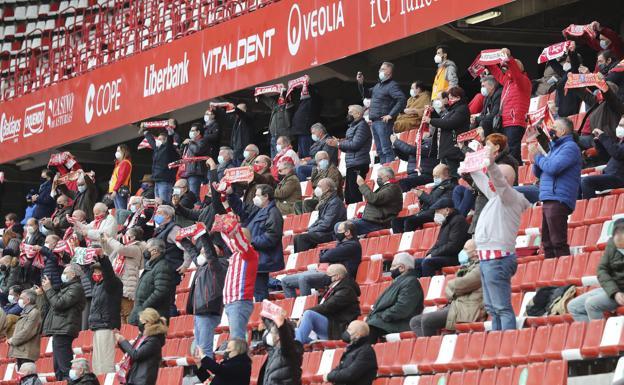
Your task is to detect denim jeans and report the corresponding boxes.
[295,310,329,344]
[297,135,313,158]
[567,288,618,322]
[225,300,254,339]
[187,175,204,197]
[296,164,315,182]
[351,218,386,237]
[371,120,395,163]
[581,175,624,199]
[155,181,173,202]
[503,125,525,163]
[281,271,328,298]
[114,193,128,211]
[194,314,221,358]
[480,254,517,330]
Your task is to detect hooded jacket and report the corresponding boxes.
[118,321,167,385]
[339,118,372,168]
[487,58,532,128]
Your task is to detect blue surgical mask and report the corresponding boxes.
[378,71,386,81]
[480,87,489,97]
[458,250,470,265]
[141,183,150,190]
[217,155,225,164]
[318,159,329,170]
[154,215,165,225]
[433,177,442,186]
[69,369,78,381]
[39,225,50,236]
[311,134,319,142]
[276,144,283,153]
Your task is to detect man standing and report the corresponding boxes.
[143,128,179,202]
[357,62,406,163]
[431,45,459,100]
[7,289,41,369]
[324,320,378,385]
[470,149,531,330]
[530,117,582,258]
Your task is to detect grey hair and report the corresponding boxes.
[314,151,329,161]
[378,166,395,179]
[175,179,189,188]
[129,196,143,206]
[393,252,415,269]
[146,238,166,254]
[66,263,83,277]
[311,123,327,134]
[19,362,37,375]
[71,357,90,372]
[93,202,108,213]
[246,144,259,154]
[220,147,234,158]
[22,289,37,305]
[157,205,175,218]
[481,75,498,88]
[382,61,395,71]
[348,105,364,115]
[229,338,249,356]
[319,178,337,192]
[277,136,291,145]
[279,162,295,170]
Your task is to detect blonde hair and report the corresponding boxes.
[139,308,167,326]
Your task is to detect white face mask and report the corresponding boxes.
[189,131,198,140]
[45,243,53,250]
[410,89,417,98]
[600,39,610,49]
[130,205,138,213]
[196,254,207,266]
[314,187,324,198]
[434,54,443,64]
[480,87,489,97]
[173,188,182,196]
[378,71,386,81]
[562,62,572,72]
[115,151,123,161]
[7,294,16,304]
[204,115,212,123]
[243,150,251,159]
[18,299,25,308]
[218,155,225,164]
[434,212,446,225]
[154,139,163,148]
[253,196,264,208]
[617,125,624,139]
[275,144,283,153]
[78,185,87,193]
[26,226,35,235]
[432,99,443,110]
[265,332,275,347]
[311,134,319,142]
[61,273,70,283]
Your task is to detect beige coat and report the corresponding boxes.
[393,91,431,133]
[8,305,41,361]
[274,173,302,215]
[103,238,146,300]
[445,262,486,330]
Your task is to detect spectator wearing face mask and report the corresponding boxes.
[121,197,154,239]
[217,147,236,181]
[57,171,97,222]
[180,123,211,196]
[4,213,23,241]
[474,76,502,137]
[37,234,66,291]
[243,155,275,204]
[274,161,302,216]
[366,253,424,342]
[272,136,300,177]
[295,151,343,214]
[410,239,484,336]
[356,62,406,164]
[32,169,56,220]
[295,123,338,181]
[75,203,117,243]
[582,120,624,198]
[3,285,23,316]
[143,128,179,202]
[392,164,455,233]
[175,161,226,230]
[241,144,259,167]
[21,191,36,227]
[258,314,303,385]
[413,198,469,277]
[352,167,403,236]
[229,104,254,165]
[534,63,560,97]
[171,178,197,212]
[51,195,72,235]
[193,338,251,385]
[295,264,360,344]
[547,42,583,118]
[108,144,133,211]
[393,81,432,133]
[326,105,372,204]
[101,228,145,324]
[88,253,122,375]
[203,108,222,160]
[431,45,458,100]
[585,21,624,61]
[529,118,582,259]
[291,84,322,159]
[259,92,294,158]
[324,320,377,385]
[138,174,155,199]
[390,133,437,192]
[228,184,283,301]
[293,178,346,253]
[7,289,41,369]
[67,358,99,385]
[16,362,42,385]
[41,264,86,381]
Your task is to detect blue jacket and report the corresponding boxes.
[596,134,624,178]
[308,194,346,235]
[228,196,284,273]
[33,180,56,219]
[533,135,582,210]
[358,78,406,120]
[340,118,372,168]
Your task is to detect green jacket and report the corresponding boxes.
[359,182,403,226]
[129,255,175,325]
[598,239,624,298]
[367,269,423,333]
[42,278,85,337]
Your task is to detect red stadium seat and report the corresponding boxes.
[445,330,470,372]
[510,327,535,365]
[402,337,429,375]
[528,324,552,362]
[479,330,502,368]
[520,260,541,291]
[461,332,486,370]
[479,368,498,385]
[417,335,443,373]
[495,366,515,385]
[566,252,588,286]
[594,194,617,224]
[550,255,573,286]
[545,360,568,385]
[568,200,587,228]
[494,329,518,367]
[536,258,557,287]
[583,197,602,225]
[561,321,587,360]
[511,262,526,292]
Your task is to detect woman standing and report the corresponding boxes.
[109,144,133,210]
[114,308,167,385]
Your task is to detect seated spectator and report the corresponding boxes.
[68,357,100,385]
[390,133,437,192]
[367,253,424,342]
[7,289,41,369]
[296,151,344,213]
[193,338,251,385]
[241,144,259,167]
[352,166,403,236]
[414,198,469,277]
[75,203,118,243]
[3,213,23,241]
[392,163,455,233]
[410,239,484,336]
[217,147,236,181]
[582,121,624,198]
[23,218,45,247]
[529,117,582,259]
[172,178,197,210]
[295,264,360,344]
[0,253,15,294]
[17,362,42,385]
[568,219,624,321]
[274,161,302,215]
[323,320,377,385]
[3,285,23,316]
[138,174,155,199]
[273,136,300,177]
[296,123,339,181]
[393,80,431,133]
[293,178,346,253]
[317,221,361,279]
[258,313,303,385]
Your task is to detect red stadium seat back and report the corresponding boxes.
[528,325,552,362]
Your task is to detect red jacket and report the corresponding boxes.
[487,58,532,128]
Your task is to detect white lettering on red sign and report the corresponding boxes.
[202,29,276,76]
[143,52,190,97]
[0,113,21,143]
[370,0,391,28]
[23,102,46,138]
[400,0,438,16]
[47,93,75,129]
[85,79,122,124]
[287,1,345,56]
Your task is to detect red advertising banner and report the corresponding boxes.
[0,0,511,164]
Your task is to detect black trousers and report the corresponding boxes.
[345,165,370,204]
[294,232,335,253]
[367,325,388,344]
[52,334,75,381]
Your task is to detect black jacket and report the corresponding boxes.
[33,180,56,219]
[427,211,469,259]
[144,131,178,183]
[392,137,437,177]
[177,191,197,210]
[339,118,372,168]
[176,170,225,228]
[58,174,97,222]
[597,133,624,178]
[430,99,470,162]
[203,120,222,160]
[550,55,582,118]
[291,95,320,136]
[358,78,406,120]
[319,238,361,279]
[258,323,303,385]
[129,255,175,325]
[307,194,346,235]
[118,322,167,385]
[309,277,360,340]
[188,254,227,316]
[89,256,123,330]
[40,246,67,290]
[476,86,502,137]
[326,338,377,385]
[309,134,339,166]
[180,134,211,177]
[418,178,456,213]
[230,107,254,161]
[194,353,251,385]
[42,277,85,337]
[153,220,184,271]
[68,373,100,385]
[218,160,236,182]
